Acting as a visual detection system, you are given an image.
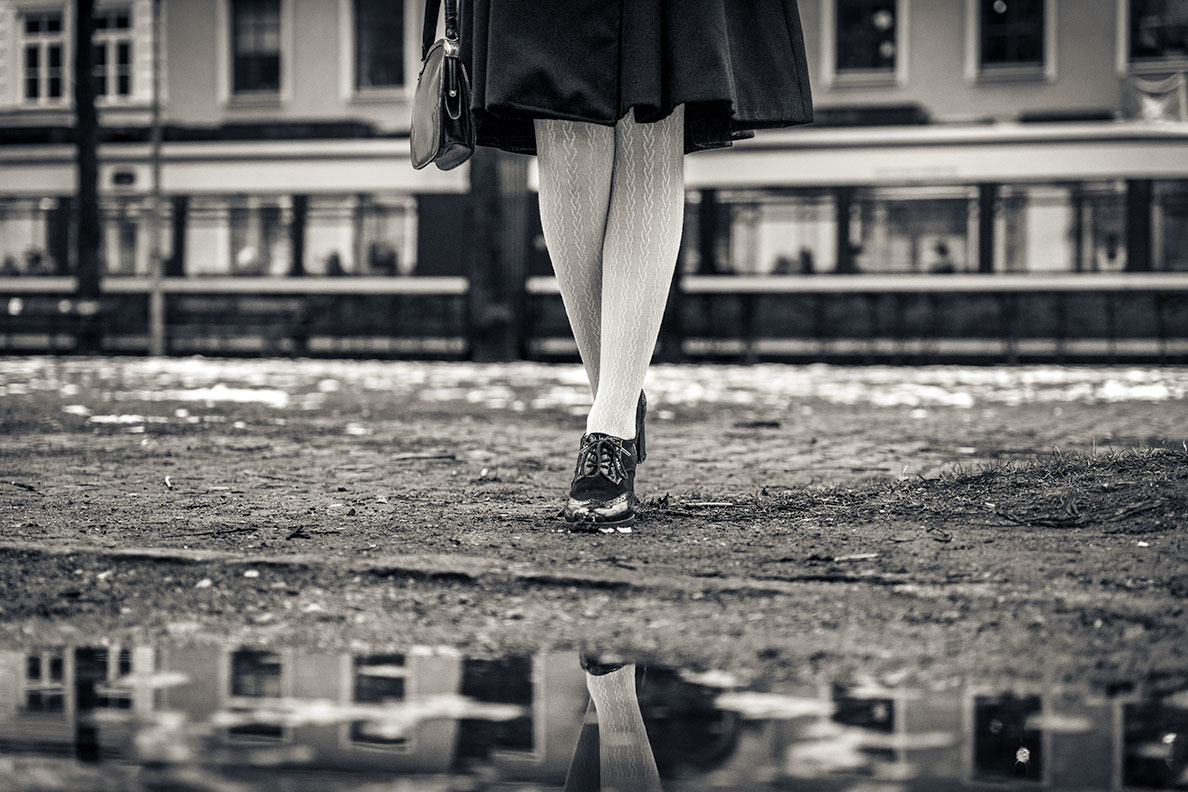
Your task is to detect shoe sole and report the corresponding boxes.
[564,513,637,531]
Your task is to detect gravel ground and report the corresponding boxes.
[1,357,1186,691]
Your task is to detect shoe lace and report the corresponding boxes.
[575,434,631,486]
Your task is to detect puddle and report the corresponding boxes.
[1,642,1184,790]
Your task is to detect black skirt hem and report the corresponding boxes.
[473,98,813,157]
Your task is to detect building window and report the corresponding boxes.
[980,0,1045,67]
[354,0,404,89]
[93,8,134,99]
[232,0,282,93]
[1130,0,1188,63]
[835,0,899,74]
[350,654,409,747]
[21,10,66,104]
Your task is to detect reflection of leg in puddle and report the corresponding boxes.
[564,663,662,792]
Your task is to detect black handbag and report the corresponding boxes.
[410,0,475,171]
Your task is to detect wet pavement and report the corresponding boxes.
[3,357,1188,790]
[2,640,1186,791]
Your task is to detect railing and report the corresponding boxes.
[528,273,1188,363]
[4,272,1188,362]
[0,276,470,357]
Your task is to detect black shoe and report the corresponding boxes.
[579,653,625,675]
[563,432,638,528]
[636,391,647,464]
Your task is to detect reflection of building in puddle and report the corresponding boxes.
[158,644,579,780]
[0,643,1186,789]
[453,655,537,765]
[349,653,409,750]
[971,692,1045,783]
[1121,695,1188,789]
[0,645,155,761]
[227,649,286,742]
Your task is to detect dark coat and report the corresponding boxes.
[459,0,814,155]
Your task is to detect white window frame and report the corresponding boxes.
[338,0,417,103]
[91,5,134,102]
[1117,0,1188,76]
[16,3,71,107]
[820,0,911,88]
[216,0,294,106]
[337,653,415,754]
[964,0,1057,84]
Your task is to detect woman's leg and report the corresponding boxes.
[585,106,685,439]
[533,118,616,396]
[585,664,663,791]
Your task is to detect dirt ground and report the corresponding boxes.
[1,357,1186,693]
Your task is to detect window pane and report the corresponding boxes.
[25,16,42,35]
[836,0,897,72]
[25,45,38,70]
[26,656,41,681]
[46,13,62,33]
[118,73,131,95]
[1131,0,1188,60]
[94,44,109,95]
[230,650,283,698]
[258,28,280,52]
[355,0,405,88]
[234,55,281,92]
[981,0,1045,66]
[115,11,131,29]
[233,0,281,92]
[234,0,280,54]
[48,44,61,68]
[118,42,131,66]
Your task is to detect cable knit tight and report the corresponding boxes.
[535,106,685,439]
[585,664,663,792]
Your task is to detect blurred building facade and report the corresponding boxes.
[0,642,1185,787]
[1,0,1187,357]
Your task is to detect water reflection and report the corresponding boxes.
[0,642,1185,790]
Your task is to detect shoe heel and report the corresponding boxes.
[636,391,647,464]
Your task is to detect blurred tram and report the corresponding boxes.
[2,0,1188,362]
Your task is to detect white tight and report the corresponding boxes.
[534,106,685,439]
[585,664,663,792]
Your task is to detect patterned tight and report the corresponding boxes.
[584,664,663,792]
[534,106,685,439]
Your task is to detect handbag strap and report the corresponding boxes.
[422,0,459,61]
